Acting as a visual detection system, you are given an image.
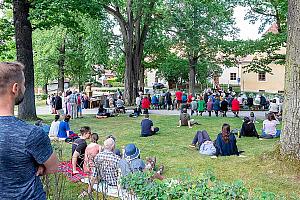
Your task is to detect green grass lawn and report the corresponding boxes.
[39,114,300,198]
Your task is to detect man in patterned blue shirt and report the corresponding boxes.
[0,62,59,200]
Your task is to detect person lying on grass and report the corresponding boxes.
[189,123,241,157]
[72,126,92,174]
[177,108,198,128]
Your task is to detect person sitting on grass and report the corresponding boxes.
[189,130,211,148]
[72,126,92,174]
[49,114,60,137]
[129,107,142,118]
[35,119,50,135]
[87,138,120,195]
[215,123,239,156]
[260,113,281,139]
[96,104,113,118]
[116,96,126,113]
[189,124,240,157]
[119,144,164,180]
[249,112,257,123]
[83,133,102,174]
[141,114,159,137]
[178,108,197,128]
[239,117,259,138]
[57,114,71,138]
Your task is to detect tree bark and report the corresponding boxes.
[13,0,37,120]
[280,0,300,159]
[139,64,145,90]
[188,57,197,95]
[58,38,65,93]
[103,1,155,105]
[43,83,48,94]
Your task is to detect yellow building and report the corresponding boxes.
[239,51,285,94]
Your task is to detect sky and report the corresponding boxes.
[234,6,263,40]
[0,5,263,41]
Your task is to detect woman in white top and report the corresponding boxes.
[269,99,279,114]
[261,113,280,139]
[49,115,60,137]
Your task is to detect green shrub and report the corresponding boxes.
[36,94,48,100]
[120,171,294,200]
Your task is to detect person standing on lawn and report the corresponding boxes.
[220,98,229,117]
[231,97,240,117]
[175,89,183,110]
[197,96,206,116]
[213,96,221,117]
[0,62,58,200]
[206,98,213,117]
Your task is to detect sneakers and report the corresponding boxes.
[189,144,196,148]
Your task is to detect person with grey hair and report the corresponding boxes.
[87,138,121,194]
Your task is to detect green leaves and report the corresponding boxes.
[120,170,291,199]
[0,3,15,61]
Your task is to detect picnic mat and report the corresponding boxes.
[58,161,88,182]
[81,178,136,199]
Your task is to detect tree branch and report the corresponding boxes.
[103,5,128,39]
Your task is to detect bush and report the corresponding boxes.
[120,171,294,200]
[36,94,48,100]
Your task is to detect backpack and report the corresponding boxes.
[199,141,216,156]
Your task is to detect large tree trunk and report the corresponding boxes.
[280,0,300,159]
[58,38,65,93]
[13,0,37,120]
[104,1,154,105]
[124,54,134,105]
[139,64,145,90]
[188,57,197,95]
[43,83,48,94]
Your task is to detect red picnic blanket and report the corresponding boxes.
[58,161,88,182]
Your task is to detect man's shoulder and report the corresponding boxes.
[96,151,120,161]
[0,117,40,135]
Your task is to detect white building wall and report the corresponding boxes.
[218,66,241,86]
[145,69,168,88]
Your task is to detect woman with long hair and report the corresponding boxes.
[215,123,239,156]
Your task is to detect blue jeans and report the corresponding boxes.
[261,130,281,139]
[192,130,211,146]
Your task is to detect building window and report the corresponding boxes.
[258,72,266,81]
[230,73,237,80]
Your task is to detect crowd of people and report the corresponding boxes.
[0,62,284,199]
[135,88,284,119]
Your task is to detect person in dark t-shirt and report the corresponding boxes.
[141,114,159,137]
[72,126,91,174]
[0,62,58,200]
